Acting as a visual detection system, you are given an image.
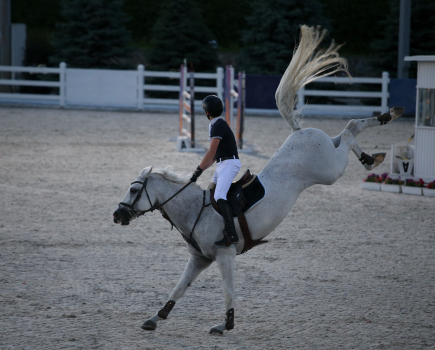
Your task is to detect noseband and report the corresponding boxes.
[118,178,192,220]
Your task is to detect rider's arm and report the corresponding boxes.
[199,138,220,171]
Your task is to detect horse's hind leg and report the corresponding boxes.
[141,254,212,331]
[331,107,405,148]
[209,249,236,335]
[336,129,386,171]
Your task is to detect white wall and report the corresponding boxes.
[66,68,137,108]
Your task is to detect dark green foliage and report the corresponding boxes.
[123,0,160,44]
[194,0,251,50]
[240,0,329,74]
[147,0,218,71]
[371,0,435,78]
[50,0,132,68]
[318,0,389,56]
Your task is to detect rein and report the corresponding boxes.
[119,178,193,217]
[118,177,211,254]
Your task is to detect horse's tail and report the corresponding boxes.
[275,25,350,131]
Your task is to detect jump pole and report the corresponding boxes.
[225,65,248,151]
[177,64,205,152]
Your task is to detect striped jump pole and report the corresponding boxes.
[178,64,195,148]
[225,65,246,149]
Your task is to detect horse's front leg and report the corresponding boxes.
[141,254,212,331]
[209,248,237,335]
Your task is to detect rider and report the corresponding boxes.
[190,95,241,246]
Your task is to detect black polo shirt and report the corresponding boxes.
[210,118,238,159]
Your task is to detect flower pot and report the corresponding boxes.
[402,186,422,196]
[381,184,401,193]
[361,182,381,191]
[423,188,435,197]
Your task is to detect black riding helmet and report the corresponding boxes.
[202,95,223,117]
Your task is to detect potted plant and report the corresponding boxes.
[423,180,435,197]
[402,178,424,195]
[381,176,403,193]
[360,173,382,191]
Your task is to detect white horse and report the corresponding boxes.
[113,26,403,335]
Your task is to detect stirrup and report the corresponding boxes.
[215,234,239,246]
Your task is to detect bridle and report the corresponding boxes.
[117,175,211,255]
[118,177,193,220]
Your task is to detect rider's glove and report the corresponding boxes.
[190,166,203,182]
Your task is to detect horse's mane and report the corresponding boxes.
[140,166,191,184]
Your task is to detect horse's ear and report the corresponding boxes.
[140,166,153,179]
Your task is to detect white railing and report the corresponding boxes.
[0,63,224,110]
[0,63,66,106]
[0,64,389,115]
[296,72,389,114]
[137,64,224,109]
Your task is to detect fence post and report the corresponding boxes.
[137,64,144,110]
[216,67,224,101]
[59,62,66,108]
[296,86,305,111]
[381,71,389,113]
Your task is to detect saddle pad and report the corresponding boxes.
[241,175,265,213]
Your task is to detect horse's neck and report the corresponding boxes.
[154,177,204,233]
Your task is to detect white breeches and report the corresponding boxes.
[212,159,241,201]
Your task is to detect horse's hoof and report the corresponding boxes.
[209,327,224,335]
[390,107,405,118]
[141,319,157,331]
[361,152,386,170]
[372,152,386,167]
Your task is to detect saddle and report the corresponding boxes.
[210,169,268,254]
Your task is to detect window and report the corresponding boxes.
[418,88,435,127]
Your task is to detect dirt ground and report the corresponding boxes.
[0,107,433,350]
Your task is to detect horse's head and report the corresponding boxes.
[113,166,154,226]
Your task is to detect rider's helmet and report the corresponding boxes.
[202,95,223,117]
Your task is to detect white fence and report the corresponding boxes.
[296,72,390,114]
[0,63,224,110]
[0,63,389,115]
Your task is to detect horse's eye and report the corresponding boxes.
[130,188,138,194]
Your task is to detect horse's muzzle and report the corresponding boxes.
[113,206,131,225]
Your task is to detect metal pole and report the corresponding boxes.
[0,0,11,92]
[189,70,195,148]
[179,64,184,136]
[225,65,231,125]
[238,72,246,149]
[398,0,411,79]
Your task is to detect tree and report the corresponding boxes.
[147,0,218,72]
[240,0,329,75]
[50,0,132,68]
[371,0,435,78]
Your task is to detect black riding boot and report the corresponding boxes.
[215,199,239,246]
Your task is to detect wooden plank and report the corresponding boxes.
[0,79,60,87]
[0,92,60,100]
[0,65,60,73]
[304,90,384,98]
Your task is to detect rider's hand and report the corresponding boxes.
[190,166,203,182]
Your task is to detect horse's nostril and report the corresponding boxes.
[113,212,118,218]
